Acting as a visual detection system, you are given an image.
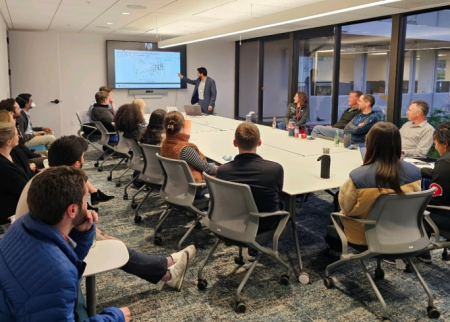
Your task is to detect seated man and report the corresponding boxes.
[84,85,116,124]
[216,122,284,232]
[15,93,56,148]
[311,91,362,139]
[400,100,434,158]
[91,91,115,133]
[0,166,130,321]
[344,93,379,144]
[0,98,47,168]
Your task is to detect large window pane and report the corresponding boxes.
[297,36,334,125]
[339,19,392,121]
[238,41,259,119]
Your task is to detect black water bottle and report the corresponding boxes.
[317,148,331,179]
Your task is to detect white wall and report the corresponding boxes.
[9,31,234,136]
[0,19,9,98]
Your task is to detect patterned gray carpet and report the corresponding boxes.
[83,147,450,322]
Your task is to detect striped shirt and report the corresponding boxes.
[180,146,217,175]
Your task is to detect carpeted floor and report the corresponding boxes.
[83,146,450,322]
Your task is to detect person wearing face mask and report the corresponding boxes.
[16,93,56,149]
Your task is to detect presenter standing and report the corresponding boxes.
[178,67,217,114]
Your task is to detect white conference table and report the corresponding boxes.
[189,115,238,131]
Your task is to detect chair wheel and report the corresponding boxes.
[442,251,450,261]
[116,183,121,187]
[234,256,244,265]
[134,215,142,223]
[98,167,103,172]
[324,277,334,289]
[131,203,137,209]
[197,279,208,290]
[107,176,112,181]
[404,264,412,273]
[123,194,128,200]
[280,274,290,286]
[236,301,246,313]
[427,306,440,319]
[154,237,163,246]
[195,222,202,229]
[298,272,310,284]
[94,162,99,167]
[375,267,385,279]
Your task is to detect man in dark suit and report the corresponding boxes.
[178,67,217,114]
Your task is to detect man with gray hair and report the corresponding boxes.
[400,100,434,158]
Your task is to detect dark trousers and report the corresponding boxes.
[120,247,168,284]
[198,99,213,115]
[325,233,368,253]
[425,211,450,237]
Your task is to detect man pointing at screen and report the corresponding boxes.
[178,67,217,114]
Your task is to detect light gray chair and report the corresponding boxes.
[198,173,292,313]
[129,144,164,223]
[155,153,209,250]
[108,132,132,183]
[76,111,101,152]
[424,205,450,260]
[92,121,117,169]
[121,137,145,200]
[324,189,439,320]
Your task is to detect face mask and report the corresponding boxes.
[30,102,36,108]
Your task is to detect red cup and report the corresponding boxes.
[301,133,307,139]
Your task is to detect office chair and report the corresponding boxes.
[121,137,145,199]
[155,153,209,250]
[198,173,292,313]
[424,205,450,261]
[76,111,101,152]
[129,144,164,223]
[324,189,439,320]
[108,132,132,183]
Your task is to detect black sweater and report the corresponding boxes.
[333,107,360,129]
[0,148,35,224]
[91,103,115,132]
[421,151,450,208]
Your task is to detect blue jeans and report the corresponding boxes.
[311,126,343,139]
[278,121,287,130]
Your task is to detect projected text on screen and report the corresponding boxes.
[114,50,181,89]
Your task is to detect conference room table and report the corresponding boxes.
[186,115,363,282]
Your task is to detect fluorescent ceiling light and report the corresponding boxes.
[122,12,130,15]
[106,22,113,25]
[159,0,401,48]
[370,52,388,55]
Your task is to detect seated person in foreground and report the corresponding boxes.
[324,122,422,255]
[419,123,450,262]
[344,93,378,144]
[278,91,310,130]
[0,119,35,225]
[140,109,167,145]
[216,122,284,232]
[400,100,434,158]
[113,103,146,140]
[0,166,130,321]
[16,93,56,148]
[311,91,362,138]
[0,99,47,168]
[91,91,116,133]
[161,111,217,198]
[16,135,196,293]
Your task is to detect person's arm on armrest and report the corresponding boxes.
[338,178,358,216]
[180,146,217,175]
[69,223,96,261]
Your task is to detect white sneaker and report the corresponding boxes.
[166,251,188,291]
[171,245,196,265]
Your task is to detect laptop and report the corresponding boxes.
[184,104,203,116]
[166,106,178,112]
[359,143,366,160]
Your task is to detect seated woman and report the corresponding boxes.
[325,122,422,255]
[140,109,166,145]
[0,117,35,225]
[161,111,217,198]
[114,103,146,140]
[132,98,146,118]
[420,122,450,262]
[278,91,310,130]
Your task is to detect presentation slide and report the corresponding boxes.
[114,50,181,89]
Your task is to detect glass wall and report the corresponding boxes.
[238,41,259,120]
[297,35,334,126]
[339,19,392,121]
[401,10,450,125]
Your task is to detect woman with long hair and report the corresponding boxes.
[279,91,310,130]
[161,111,216,198]
[325,122,422,254]
[140,109,166,145]
[113,103,146,140]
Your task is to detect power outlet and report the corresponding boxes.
[71,121,75,126]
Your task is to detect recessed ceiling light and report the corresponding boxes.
[126,5,147,9]
[122,12,130,15]
[106,22,113,25]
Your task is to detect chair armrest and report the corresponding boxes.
[423,210,430,216]
[105,131,116,135]
[270,212,290,253]
[188,182,206,187]
[427,205,450,211]
[423,215,442,247]
[330,213,349,255]
[331,212,377,225]
[249,211,290,218]
[82,125,97,130]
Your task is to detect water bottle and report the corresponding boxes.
[334,130,339,147]
[272,117,276,129]
[343,131,351,148]
[317,148,331,179]
[294,126,299,138]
